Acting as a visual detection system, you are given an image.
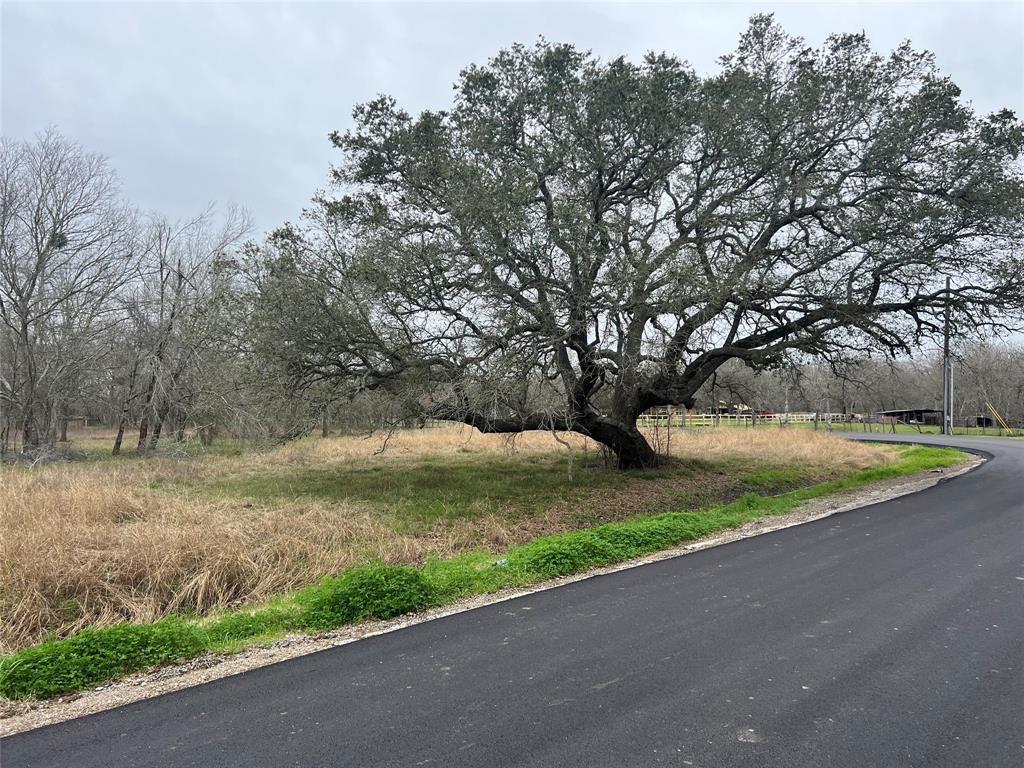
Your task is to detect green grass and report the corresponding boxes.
[179,453,712,529]
[650,421,1022,439]
[787,422,1020,438]
[0,444,966,701]
[0,618,207,699]
[56,427,250,461]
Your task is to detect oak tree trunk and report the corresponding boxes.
[581,419,659,470]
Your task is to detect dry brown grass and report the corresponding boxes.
[0,426,891,653]
[651,426,890,470]
[58,421,889,469]
[262,423,889,469]
[0,464,455,654]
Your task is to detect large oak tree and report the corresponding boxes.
[281,17,1024,467]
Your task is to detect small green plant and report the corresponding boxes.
[201,605,301,649]
[0,618,205,699]
[298,563,435,630]
[508,530,624,579]
[421,552,516,602]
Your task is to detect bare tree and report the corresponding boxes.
[118,206,249,454]
[693,345,1024,431]
[955,343,1024,426]
[0,129,136,456]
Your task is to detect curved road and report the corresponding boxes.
[3,434,1022,767]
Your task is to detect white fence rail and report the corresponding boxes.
[636,412,855,428]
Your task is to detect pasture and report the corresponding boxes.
[0,426,920,654]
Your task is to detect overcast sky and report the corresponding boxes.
[4,1,1022,237]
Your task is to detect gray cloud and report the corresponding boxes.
[4,1,1022,235]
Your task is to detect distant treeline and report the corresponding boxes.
[702,350,1024,426]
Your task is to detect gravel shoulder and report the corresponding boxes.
[0,454,982,737]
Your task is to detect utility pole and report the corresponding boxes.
[942,277,954,436]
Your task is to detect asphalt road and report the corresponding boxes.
[3,434,1022,767]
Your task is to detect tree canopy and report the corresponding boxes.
[268,16,1024,467]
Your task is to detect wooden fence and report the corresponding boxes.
[636,412,854,428]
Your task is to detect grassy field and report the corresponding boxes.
[802,422,1021,438]
[0,426,955,658]
[640,418,1023,439]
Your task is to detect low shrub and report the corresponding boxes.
[421,552,516,602]
[298,563,435,630]
[508,530,624,580]
[202,606,299,648]
[0,617,205,699]
[602,518,675,552]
